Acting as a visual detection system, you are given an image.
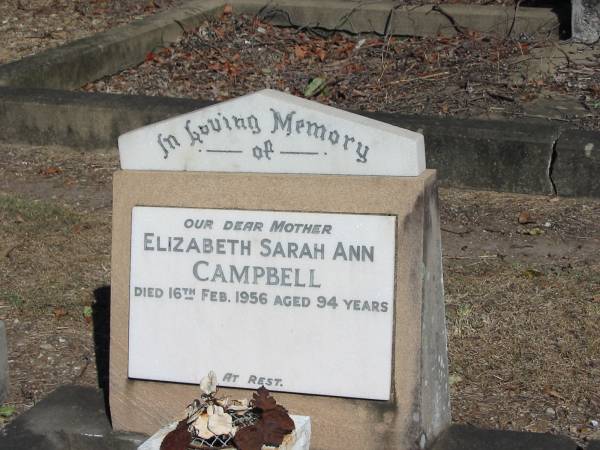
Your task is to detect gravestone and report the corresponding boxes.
[572,0,600,43]
[110,90,449,449]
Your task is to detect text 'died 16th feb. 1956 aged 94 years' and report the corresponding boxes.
[128,207,396,401]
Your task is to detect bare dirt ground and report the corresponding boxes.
[0,144,598,444]
[0,0,183,64]
[83,11,600,130]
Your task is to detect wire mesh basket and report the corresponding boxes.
[187,409,260,449]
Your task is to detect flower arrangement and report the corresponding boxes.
[160,372,296,450]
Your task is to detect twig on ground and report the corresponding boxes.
[487,91,515,102]
[390,71,450,84]
[442,227,472,236]
[512,113,575,122]
[552,41,572,68]
[445,255,500,260]
[505,0,523,39]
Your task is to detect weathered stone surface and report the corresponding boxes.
[572,0,600,44]
[0,320,7,403]
[553,129,600,198]
[243,0,559,39]
[118,89,426,176]
[0,385,147,450]
[362,112,559,195]
[0,87,210,149]
[429,424,579,450]
[1,87,580,196]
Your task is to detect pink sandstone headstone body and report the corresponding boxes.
[110,90,450,450]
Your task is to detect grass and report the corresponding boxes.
[0,193,110,313]
[445,258,600,439]
[0,290,24,309]
[0,194,79,231]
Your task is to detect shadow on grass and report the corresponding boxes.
[93,285,111,424]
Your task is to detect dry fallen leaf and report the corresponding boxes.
[261,407,295,446]
[222,4,233,15]
[233,424,263,450]
[518,211,535,224]
[39,166,63,176]
[294,45,307,60]
[53,307,67,318]
[543,386,566,401]
[160,419,191,450]
[315,47,327,61]
[253,386,277,411]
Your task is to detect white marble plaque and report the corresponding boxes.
[128,207,396,400]
[118,89,425,176]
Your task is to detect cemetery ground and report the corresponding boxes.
[0,0,599,448]
[0,0,185,64]
[0,0,521,66]
[82,11,600,131]
[0,143,598,445]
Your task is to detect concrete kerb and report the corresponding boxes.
[0,385,147,450]
[0,87,210,150]
[429,424,580,450]
[0,0,225,90]
[0,0,590,197]
[4,86,596,197]
[1,385,598,450]
[242,0,559,40]
[0,0,559,90]
[552,129,600,198]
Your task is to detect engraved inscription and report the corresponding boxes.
[156,108,370,163]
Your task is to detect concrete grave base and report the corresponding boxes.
[0,385,147,450]
[429,424,579,450]
[110,169,449,450]
[0,384,590,450]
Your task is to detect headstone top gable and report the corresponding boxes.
[118,89,425,176]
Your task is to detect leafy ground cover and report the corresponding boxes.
[0,144,598,445]
[0,0,524,64]
[84,11,600,129]
[0,0,184,64]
